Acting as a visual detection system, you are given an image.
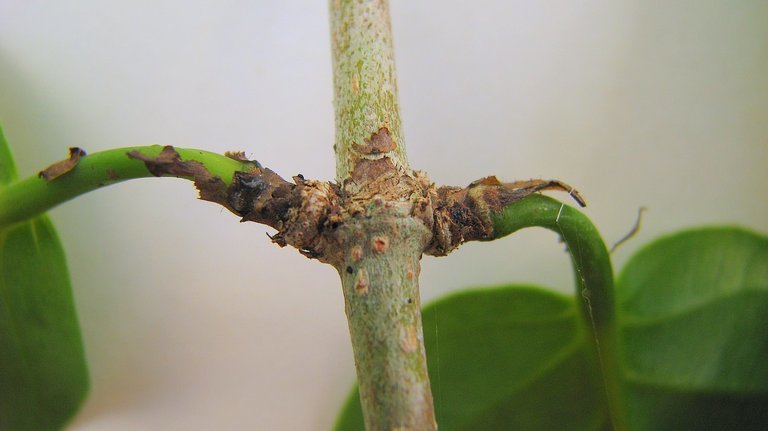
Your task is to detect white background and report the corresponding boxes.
[1,1,766,430]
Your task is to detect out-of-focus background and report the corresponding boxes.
[1,1,766,429]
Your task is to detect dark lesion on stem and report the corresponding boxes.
[39,147,87,181]
[127,145,343,259]
[425,176,585,256]
[127,146,233,204]
[128,145,584,263]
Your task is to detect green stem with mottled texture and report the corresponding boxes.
[329,1,437,430]
[335,210,436,431]
[489,194,628,431]
[330,0,410,181]
[0,146,252,230]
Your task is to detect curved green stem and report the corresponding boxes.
[489,194,627,431]
[0,146,252,229]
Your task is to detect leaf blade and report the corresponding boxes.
[617,227,768,430]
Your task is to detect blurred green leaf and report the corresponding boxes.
[617,227,768,431]
[0,126,16,185]
[334,286,609,431]
[0,125,89,430]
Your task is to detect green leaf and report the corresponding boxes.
[0,125,17,187]
[617,227,768,431]
[0,125,89,430]
[334,286,609,431]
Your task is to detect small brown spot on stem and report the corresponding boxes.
[128,146,194,177]
[406,268,414,281]
[400,325,419,353]
[128,146,230,205]
[372,236,389,253]
[350,157,396,183]
[224,151,248,162]
[351,245,363,262]
[225,151,263,168]
[351,127,397,155]
[39,147,86,181]
[106,168,120,181]
[355,268,369,294]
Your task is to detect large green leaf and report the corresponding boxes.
[0,125,89,430]
[617,227,768,430]
[334,286,609,431]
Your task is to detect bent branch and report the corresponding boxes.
[426,176,585,256]
[464,193,627,431]
[0,146,254,229]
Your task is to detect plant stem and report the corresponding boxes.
[330,0,410,181]
[0,146,252,230]
[489,194,628,431]
[329,1,437,429]
[335,208,436,430]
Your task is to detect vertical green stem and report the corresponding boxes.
[329,1,437,429]
[335,211,437,431]
[329,0,410,181]
[490,194,628,431]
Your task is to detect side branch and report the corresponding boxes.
[0,146,254,229]
[429,183,624,428]
[488,194,626,431]
[129,147,344,258]
[426,176,585,255]
[1,145,354,261]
